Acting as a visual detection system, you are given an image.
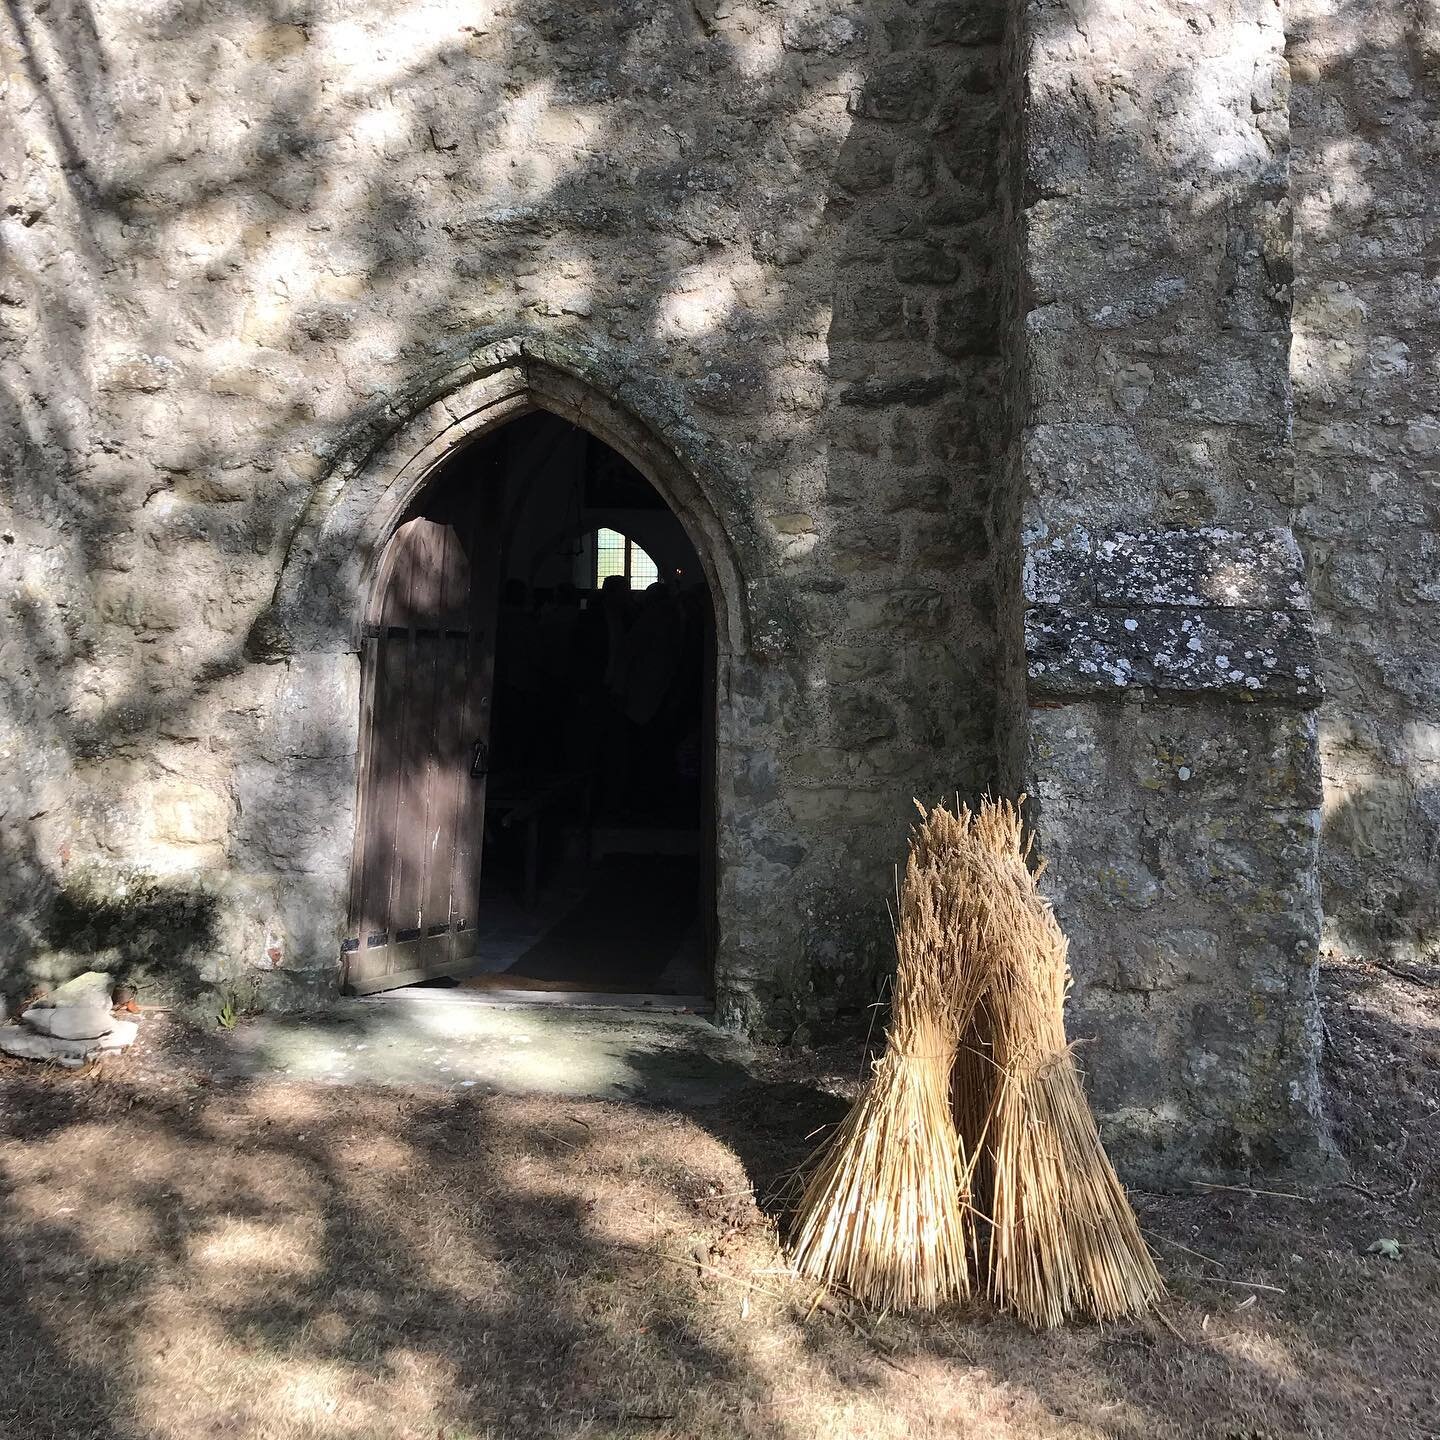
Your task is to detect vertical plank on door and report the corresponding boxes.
[359,585,411,957]
[345,444,506,994]
[390,520,444,959]
[345,628,381,951]
[423,520,471,948]
[699,609,718,989]
[412,519,448,945]
[450,442,506,952]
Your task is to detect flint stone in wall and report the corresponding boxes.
[781,4,867,55]
[925,0,1005,46]
[839,373,951,407]
[848,57,937,123]
[892,242,963,285]
[690,363,765,416]
[935,289,999,357]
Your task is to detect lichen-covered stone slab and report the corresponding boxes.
[1024,526,1323,702]
[1026,527,1312,611]
[1026,606,1322,701]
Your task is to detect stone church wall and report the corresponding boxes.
[0,0,1428,1177]
[1290,0,1440,978]
[0,2,1009,1027]
[1013,0,1330,1174]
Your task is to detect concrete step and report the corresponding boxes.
[210,998,752,1106]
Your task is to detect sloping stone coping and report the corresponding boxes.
[1024,526,1322,703]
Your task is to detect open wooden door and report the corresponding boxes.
[343,469,504,994]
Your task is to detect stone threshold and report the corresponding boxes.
[358,986,712,1015]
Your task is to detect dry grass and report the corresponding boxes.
[0,975,1436,1440]
[788,803,991,1310]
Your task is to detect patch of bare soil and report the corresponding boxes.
[0,969,1436,1440]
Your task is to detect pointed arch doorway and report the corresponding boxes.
[343,410,716,1003]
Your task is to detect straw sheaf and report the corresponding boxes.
[789,796,1165,1327]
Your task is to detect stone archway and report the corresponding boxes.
[264,335,753,660]
[254,334,757,1006]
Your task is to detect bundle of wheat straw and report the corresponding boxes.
[969,799,1165,1328]
[788,1006,969,1310]
[790,796,1162,1324]
[789,804,990,1310]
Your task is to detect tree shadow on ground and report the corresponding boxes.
[0,1054,900,1440]
[697,1078,852,1220]
[1,996,1438,1440]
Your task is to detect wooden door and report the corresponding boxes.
[699,608,718,990]
[343,471,504,994]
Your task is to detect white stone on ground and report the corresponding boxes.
[0,971,140,1066]
[0,1029,94,1067]
[35,971,116,1007]
[22,1002,117,1040]
[0,1018,139,1066]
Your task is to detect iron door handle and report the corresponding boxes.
[470,739,489,778]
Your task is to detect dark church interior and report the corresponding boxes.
[426,411,712,1000]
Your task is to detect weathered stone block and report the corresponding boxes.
[781,4,867,56]
[840,373,952,407]
[891,242,961,285]
[924,1,1005,46]
[1114,928,1219,993]
[848,57,937,124]
[1027,606,1322,701]
[1027,527,1311,611]
[22,1002,115,1040]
